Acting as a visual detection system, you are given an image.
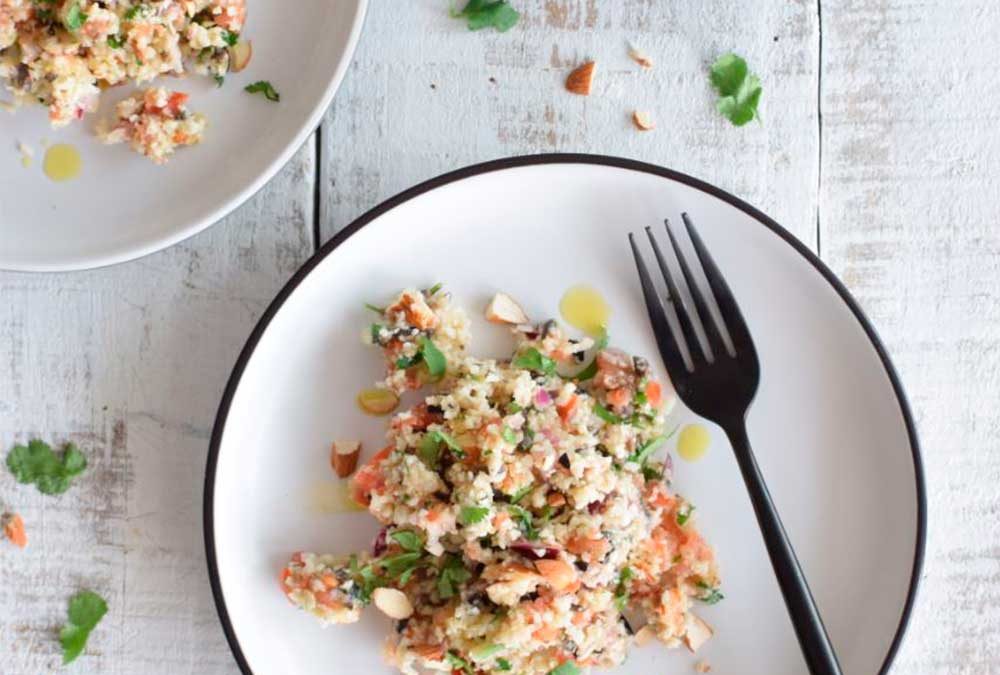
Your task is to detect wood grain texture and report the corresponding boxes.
[821,1,1000,672]
[0,138,315,674]
[319,0,820,248]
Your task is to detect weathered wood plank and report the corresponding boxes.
[821,2,1000,672]
[0,137,316,674]
[319,0,820,249]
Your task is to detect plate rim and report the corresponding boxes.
[1,0,370,273]
[203,153,927,675]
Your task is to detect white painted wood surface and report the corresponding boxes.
[1,0,996,672]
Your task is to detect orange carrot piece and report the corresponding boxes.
[535,559,578,591]
[2,513,26,549]
[556,395,578,423]
[645,380,663,407]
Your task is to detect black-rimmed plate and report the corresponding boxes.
[205,155,924,674]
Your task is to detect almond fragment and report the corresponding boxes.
[632,110,655,131]
[372,587,413,619]
[330,440,361,478]
[228,40,253,73]
[534,558,578,591]
[2,513,26,549]
[694,660,712,673]
[485,292,529,325]
[628,44,654,69]
[634,624,656,646]
[683,613,714,652]
[565,61,596,95]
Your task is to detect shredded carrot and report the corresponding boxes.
[3,513,26,549]
[606,387,631,408]
[556,395,578,423]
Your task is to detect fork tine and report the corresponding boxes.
[663,219,727,360]
[681,213,754,357]
[628,233,690,376]
[644,224,705,365]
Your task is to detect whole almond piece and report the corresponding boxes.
[566,61,596,95]
[330,440,361,478]
[683,613,714,652]
[228,40,253,73]
[373,587,414,619]
[485,292,529,325]
[632,110,655,131]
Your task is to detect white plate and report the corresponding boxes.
[205,156,925,675]
[0,0,367,272]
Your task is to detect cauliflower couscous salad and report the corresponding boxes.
[281,286,722,675]
[0,0,253,163]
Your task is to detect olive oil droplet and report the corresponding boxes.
[677,424,710,462]
[307,480,365,514]
[43,144,82,182]
[559,285,611,336]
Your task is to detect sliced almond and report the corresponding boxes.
[372,587,413,619]
[485,292,529,325]
[683,613,714,652]
[330,440,361,478]
[565,61,596,95]
[634,624,656,646]
[632,110,655,131]
[228,40,253,73]
[357,388,400,416]
[628,44,654,69]
[694,660,712,673]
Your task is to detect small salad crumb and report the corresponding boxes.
[2,512,27,548]
[98,88,206,164]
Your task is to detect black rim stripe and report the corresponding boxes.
[203,153,926,675]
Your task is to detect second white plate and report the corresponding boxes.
[205,155,924,675]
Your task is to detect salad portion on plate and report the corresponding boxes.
[279,285,720,675]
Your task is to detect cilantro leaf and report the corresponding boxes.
[60,590,108,664]
[613,567,633,611]
[425,282,444,296]
[507,504,537,539]
[450,0,520,33]
[446,650,473,674]
[364,303,386,314]
[593,402,623,425]
[709,53,762,127]
[676,503,695,526]
[508,483,533,504]
[378,552,423,579]
[418,337,447,379]
[437,555,471,598]
[513,348,556,376]
[548,662,581,675]
[497,658,512,671]
[107,34,124,48]
[501,426,517,444]
[245,80,280,102]
[7,440,87,495]
[696,580,724,604]
[221,29,239,46]
[459,505,490,525]
[63,1,86,31]
[418,433,443,468]
[390,530,424,553]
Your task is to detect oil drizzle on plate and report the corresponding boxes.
[43,144,82,182]
[559,285,610,336]
[677,424,710,462]
[307,480,365,514]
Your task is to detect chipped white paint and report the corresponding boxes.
[0,0,995,672]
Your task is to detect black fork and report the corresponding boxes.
[629,214,842,675]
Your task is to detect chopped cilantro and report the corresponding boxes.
[378,552,423,580]
[446,650,473,674]
[221,29,239,46]
[614,567,633,611]
[437,555,471,598]
[364,302,385,314]
[7,439,87,495]
[370,323,384,344]
[459,505,490,525]
[497,658,512,671]
[245,80,280,102]
[470,643,504,660]
[418,336,447,378]
[213,74,225,87]
[593,402,623,425]
[124,5,146,20]
[513,347,556,376]
[696,580,724,604]
[60,590,108,664]
[507,504,537,539]
[548,662,581,675]
[676,503,695,526]
[709,53,762,127]
[508,483,533,504]
[63,1,86,31]
[450,0,520,33]
[107,34,124,48]
[501,426,517,444]
[390,530,424,553]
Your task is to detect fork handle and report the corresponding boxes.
[724,422,843,675]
